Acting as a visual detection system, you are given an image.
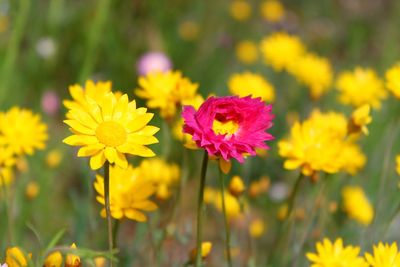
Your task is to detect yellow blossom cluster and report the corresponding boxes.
[204,187,242,220]
[135,70,201,119]
[229,0,285,23]
[307,238,400,267]
[235,40,258,64]
[278,110,366,177]
[385,63,400,99]
[341,185,374,226]
[228,72,275,102]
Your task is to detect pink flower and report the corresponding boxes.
[136,52,172,76]
[41,90,60,116]
[182,96,274,162]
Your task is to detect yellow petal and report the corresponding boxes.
[127,134,159,145]
[114,151,128,169]
[124,209,147,222]
[127,113,154,132]
[113,94,128,121]
[63,135,98,146]
[64,120,95,135]
[131,200,158,211]
[100,93,115,121]
[135,125,160,135]
[90,151,106,170]
[77,143,104,157]
[118,144,155,157]
[104,147,117,164]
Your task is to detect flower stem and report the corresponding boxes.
[1,172,14,245]
[287,172,305,218]
[219,168,232,267]
[104,161,114,267]
[195,151,209,267]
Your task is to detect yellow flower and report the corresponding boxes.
[94,164,158,221]
[0,107,48,156]
[178,20,199,41]
[215,191,242,220]
[279,110,366,177]
[65,244,80,267]
[228,72,275,102]
[342,185,374,226]
[336,67,387,109]
[0,15,9,33]
[396,155,400,176]
[288,53,333,99]
[230,0,252,21]
[46,149,63,168]
[277,204,288,221]
[249,218,265,238]
[249,176,270,198]
[25,181,40,200]
[229,175,246,197]
[63,91,159,170]
[306,238,368,267]
[190,242,213,262]
[44,251,62,267]
[365,242,400,267]
[260,32,305,71]
[385,63,400,99]
[135,70,199,119]
[138,158,180,200]
[348,104,372,135]
[235,40,258,64]
[6,247,28,267]
[260,0,285,23]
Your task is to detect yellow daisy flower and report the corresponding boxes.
[94,164,158,221]
[65,243,80,267]
[342,185,374,226]
[235,40,258,64]
[63,91,159,170]
[0,107,48,155]
[336,67,387,109]
[288,52,333,99]
[396,155,400,176]
[260,32,306,71]
[228,175,245,197]
[44,251,62,267]
[260,0,285,23]
[6,247,29,267]
[306,238,368,267]
[385,63,400,99]
[230,0,252,21]
[348,104,372,135]
[365,242,400,267]
[135,70,199,119]
[228,72,275,102]
[249,218,265,238]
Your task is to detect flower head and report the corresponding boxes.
[365,242,400,267]
[229,175,246,197]
[348,104,372,135]
[41,90,60,116]
[94,164,158,221]
[336,67,387,109]
[342,185,374,226]
[288,53,333,99]
[228,72,275,102]
[182,96,274,163]
[178,20,199,41]
[396,155,400,176]
[189,242,213,262]
[63,90,159,170]
[249,218,265,238]
[306,238,368,267]
[235,40,258,64]
[5,247,28,267]
[65,244,80,267]
[0,107,48,156]
[385,63,400,99]
[230,0,252,21]
[135,70,199,119]
[260,0,285,23]
[136,52,172,76]
[260,32,305,71]
[44,251,62,267]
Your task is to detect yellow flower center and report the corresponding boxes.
[212,119,239,136]
[96,121,127,147]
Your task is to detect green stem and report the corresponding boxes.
[219,169,232,267]
[1,171,14,245]
[103,161,114,267]
[78,0,111,82]
[195,151,209,267]
[287,172,305,218]
[112,219,120,250]
[0,0,30,105]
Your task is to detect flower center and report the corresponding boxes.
[212,119,239,136]
[96,121,127,147]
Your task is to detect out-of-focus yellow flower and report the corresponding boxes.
[249,218,265,238]
[178,20,199,41]
[0,167,14,187]
[190,242,212,262]
[396,155,400,176]
[204,187,218,204]
[138,158,180,200]
[306,238,368,267]
[46,149,63,168]
[229,175,245,197]
[230,0,252,21]
[0,146,16,187]
[277,204,288,221]
[385,63,400,99]
[235,40,258,64]
[63,90,159,170]
[260,32,305,71]
[342,185,374,226]
[65,244,80,267]
[260,0,285,23]
[94,257,106,267]
[44,251,62,267]
[215,191,242,220]
[25,181,40,200]
[249,176,270,198]
[0,107,48,156]
[279,110,366,177]
[94,164,158,221]
[5,247,28,267]
[15,157,28,173]
[0,15,9,33]
[336,67,387,109]
[135,70,199,119]
[365,242,400,267]
[348,104,372,136]
[288,53,333,99]
[228,72,275,102]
